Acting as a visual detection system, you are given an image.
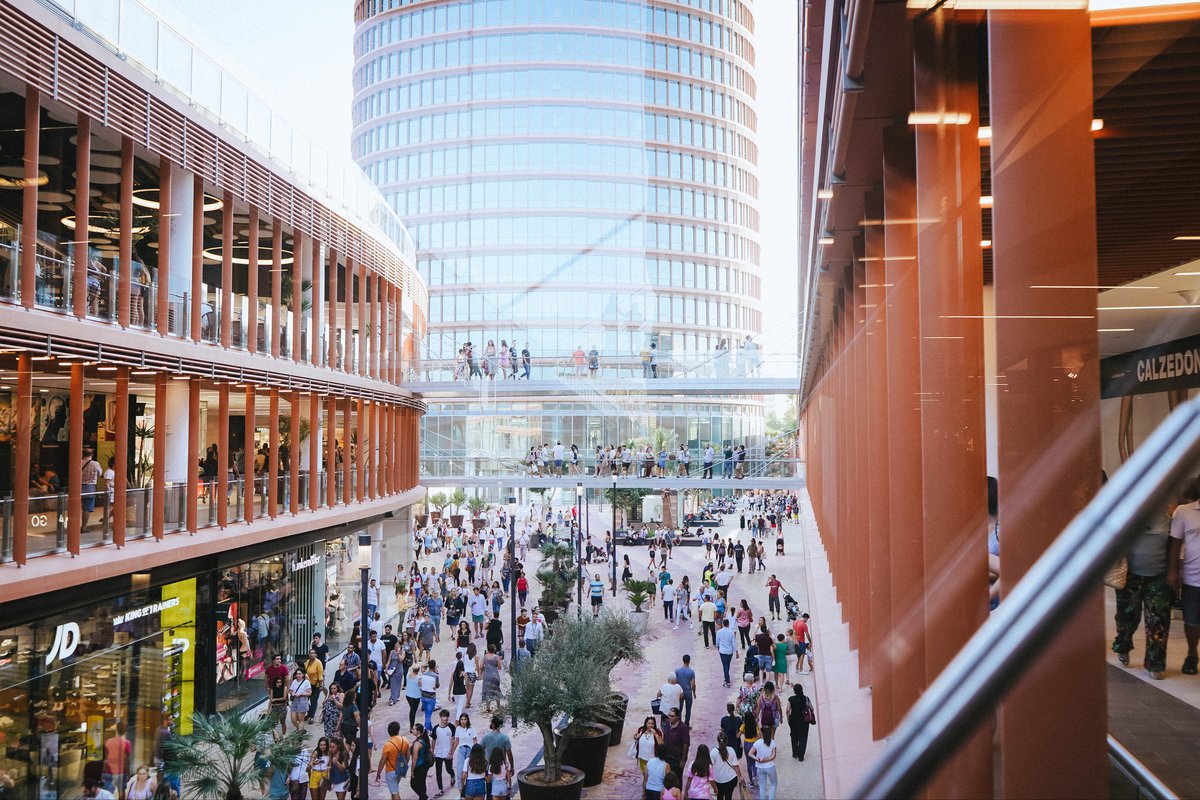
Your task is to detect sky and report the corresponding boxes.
[163,0,799,362]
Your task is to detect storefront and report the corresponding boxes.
[0,519,385,799]
[0,578,198,800]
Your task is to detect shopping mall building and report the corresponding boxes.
[0,2,426,796]
[351,0,768,476]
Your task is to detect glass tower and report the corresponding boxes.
[353,0,764,475]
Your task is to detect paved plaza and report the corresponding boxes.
[341,506,823,799]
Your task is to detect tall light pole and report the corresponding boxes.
[508,493,517,679]
[611,477,618,596]
[356,531,371,800]
[575,482,583,619]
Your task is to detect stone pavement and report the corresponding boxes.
[353,505,824,799]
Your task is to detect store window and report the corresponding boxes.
[0,579,197,800]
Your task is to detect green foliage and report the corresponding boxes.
[650,427,676,454]
[449,488,468,513]
[623,578,657,613]
[507,611,644,784]
[277,415,311,445]
[429,492,450,512]
[131,423,155,489]
[467,495,489,516]
[536,541,576,608]
[164,712,307,800]
[603,488,655,512]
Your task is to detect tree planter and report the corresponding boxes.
[541,605,561,627]
[471,517,487,531]
[415,514,428,527]
[430,511,442,523]
[594,692,629,747]
[449,514,465,528]
[628,610,650,633]
[559,722,612,786]
[516,765,584,800]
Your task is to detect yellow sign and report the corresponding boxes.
[160,579,196,734]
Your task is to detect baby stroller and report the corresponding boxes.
[784,593,801,622]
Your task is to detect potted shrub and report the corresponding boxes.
[164,712,307,800]
[449,488,467,528]
[468,495,489,530]
[429,491,449,523]
[623,578,656,633]
[509,613,642,798]
[536,541,576,623]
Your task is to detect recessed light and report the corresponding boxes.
[1101,305,1200,311]
[97,366,117,372]
[1099,328,1134,332]
[980,240,992,248]
[818,237,834,245]
[908,111,972,126]
[817,189,833,200]
[1032,285,1158,290]
[979,196,993,208]
[1174,236,1200,242]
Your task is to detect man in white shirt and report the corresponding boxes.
[656,673,683,724]
[1169,497,1200,675]
[553,441,565,474]
[366,629,386,672]
[470,588,488,638]
[524,614,545,656]
[715,619,737,687]
[698,597,719,649]
[703,445,715,479]
[431,709,456,792]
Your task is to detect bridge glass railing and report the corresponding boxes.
[419,454,806,481]
[405,350,798,383]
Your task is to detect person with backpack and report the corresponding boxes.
[408,723,433,800]
[374,721,410,800]
[755,681,784,737]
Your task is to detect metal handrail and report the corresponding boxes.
[851,397,1200,799]
[1108,733,1179,800]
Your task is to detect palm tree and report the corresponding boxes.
[163,712,307,800]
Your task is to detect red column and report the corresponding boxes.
[912,15,991,796]
[220,192,233,347]
[344,257,355,373]
[359,263,369,377]
[271,223,282,358]
[864,218,893,737]
[268,389,279,518]
[371,274,382,378]
[308,392,320,511]
[356,398,366,502]
[73,114,91,319]
[187,378,200,532]
[217,383,230,528]
[289,392,301,515]
[291,237,302,361]
[328,250,340,368]
[244,385,256,523]
[882,125,926,724]
[309,237,322,366]
[853,262,871,688]
[326,395,338,507]
[156,157,171,335]
[20,88,39,309]
[117,137,133,328]
[12,354,31,564]
[247,207,259,353]
[113,367,129,547]
[989,11,1107,796]
[370,400,379,500]
[153,373,166,540]
[190,178,204,342]
[342,397,353,505]
[68,363,84,555]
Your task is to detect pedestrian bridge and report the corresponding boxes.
[411,375,798,399]
[419,475,805,490]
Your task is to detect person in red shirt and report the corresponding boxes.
[765,575,786,620]
[516,572,529,607]
[791,613,812,675]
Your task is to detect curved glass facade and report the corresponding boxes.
[353,0,763,472]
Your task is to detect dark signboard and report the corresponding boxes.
[1101,333,1200,399]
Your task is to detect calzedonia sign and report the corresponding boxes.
[1101,333,1200,399]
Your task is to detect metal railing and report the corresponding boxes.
[851,397,1200,798]
[407,350,798,383]
[1108,734,1178,800]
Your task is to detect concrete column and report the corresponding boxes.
[163,381,191,483]
[152,374,166,540]
[156,157,171,335]
[913,14,991,796]
[882,125,926,725]
[370,520,384,585]
[989,11,1107,797]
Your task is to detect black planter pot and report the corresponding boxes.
[594,691,629,747]
[516,765,585,800]
[541,604,560,626]
[559,722,612,787]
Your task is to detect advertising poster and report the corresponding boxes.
[160,579,197,735]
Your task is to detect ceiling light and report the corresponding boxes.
[979,196,993,208]
[908,111,973,126]
[859,256,916,263]
[31,355,54,361]
[132,370,157,376]
[817,188,834,200]
[97,366,117,372]
[1174,272,1200,277]
[1091,118,1104,132]
[1173,236,1200,242]
[1032,285,1159,290]
[818,237,835,245]
[980,240,992,248]
[978,126,992,142]
[1099,328,1134,332]
[907,0,1085,7]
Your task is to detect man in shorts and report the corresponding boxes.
[374,720,409,800]
[1170,493,1200,674]
[590,573,605,618]
[80,447,101,530]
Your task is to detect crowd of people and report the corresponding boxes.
[518,440,760,479]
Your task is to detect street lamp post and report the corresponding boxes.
[575,482,583,619]
[611,477,618,596]
[508,494,517,684]
[356,531,371,800]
